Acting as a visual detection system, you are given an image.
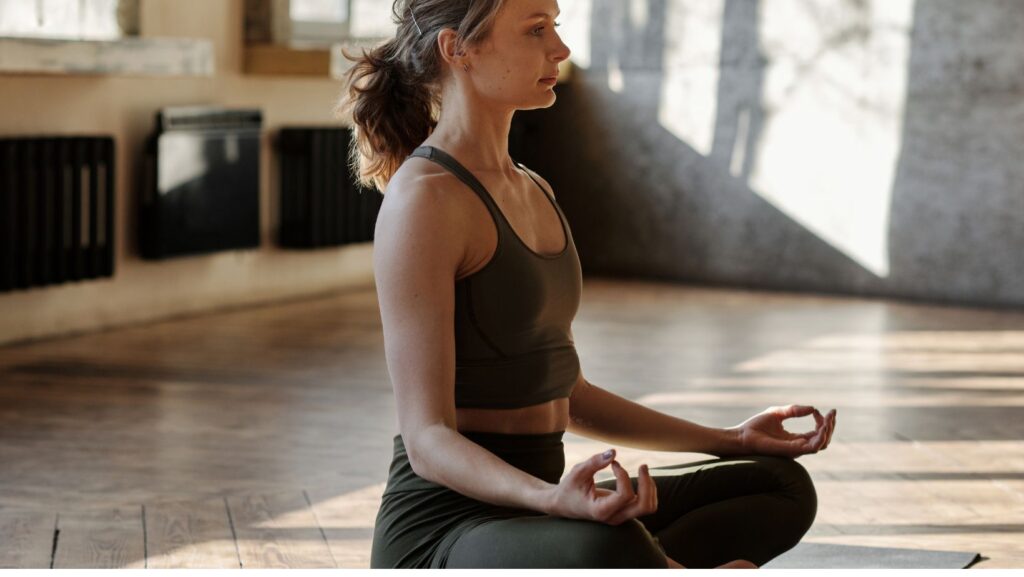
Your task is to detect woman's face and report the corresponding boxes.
[463,0,571,110]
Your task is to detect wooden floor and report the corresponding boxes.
[1,277,1023,568]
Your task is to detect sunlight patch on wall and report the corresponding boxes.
[558,0,592,69]
[607,53,624,93]
[750,0,916,277]
[630,0,649,30]
[657,0,725,157]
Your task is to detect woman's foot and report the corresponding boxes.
[665,556,758,569]
[716,559,758,569]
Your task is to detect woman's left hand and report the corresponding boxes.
[726,405,836,459]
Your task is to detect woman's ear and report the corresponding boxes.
[437,29,472,71]
[436,29,461,64]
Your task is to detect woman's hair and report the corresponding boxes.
[336,0,506,193]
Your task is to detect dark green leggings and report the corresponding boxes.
[371,430,817,568]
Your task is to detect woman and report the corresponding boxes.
[338,0,837,569]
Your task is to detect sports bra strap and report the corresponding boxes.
[408,145,504,222]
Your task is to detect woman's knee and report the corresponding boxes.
[569,519,668,568]
[761,456,818,532]
[447,517,667,568]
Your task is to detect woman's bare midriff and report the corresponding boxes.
[457,398,570,434]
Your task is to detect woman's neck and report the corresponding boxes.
[426,90,518,174]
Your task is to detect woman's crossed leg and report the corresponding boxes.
[443,454,817,569]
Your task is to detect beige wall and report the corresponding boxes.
[0,0,374,346]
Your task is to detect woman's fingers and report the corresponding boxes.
[643,465,659,510]
[807,409,837,452]
[781,405,816,419]
[815,410,835,451]
[604,464,658,525]
[602,465,651,524]
[823,410,837,449]
[610,460,636,501]
[569,449,615,485]
[563,449,671,524]
[772,407,833,455]
[591,460,636,521]
[811,420,827,452]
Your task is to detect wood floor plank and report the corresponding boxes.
[227,490,335,568]
[52,506,144,569]
[0,508,57,568]
[306,481,385,568]
[145,497,240,569]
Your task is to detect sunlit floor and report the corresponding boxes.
[1,277,1022,568]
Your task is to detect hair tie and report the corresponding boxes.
[410,7,424,37]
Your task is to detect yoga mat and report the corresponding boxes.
[762,542,983,569]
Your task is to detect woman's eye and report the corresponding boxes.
[532,22,561,36]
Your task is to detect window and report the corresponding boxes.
[0,0,132,40]
[273,0,395,46]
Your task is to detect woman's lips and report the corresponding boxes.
[539,77,557,85]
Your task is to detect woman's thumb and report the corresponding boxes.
[575,448,615,479]
[589,448,610,471]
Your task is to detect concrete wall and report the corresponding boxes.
[0,0,373,346]
[521,0,1023,309]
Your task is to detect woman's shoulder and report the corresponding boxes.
[378,157,475,251]
[515,163,557,200]
[389,155,453,191]
[389,154,484,200]
[383,158,463,214]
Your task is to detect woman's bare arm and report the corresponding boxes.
[407,424,555,509]
[374,171,556,512]
[566,370,745,456]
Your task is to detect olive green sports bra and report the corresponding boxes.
[407,145,582,409]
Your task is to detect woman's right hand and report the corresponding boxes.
[545,448,658,525]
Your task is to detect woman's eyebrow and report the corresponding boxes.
[521,10,561,21]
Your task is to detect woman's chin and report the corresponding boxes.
[532,90,559,108]
[509,87,558,111]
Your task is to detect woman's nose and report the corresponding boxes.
[551,37,571,62]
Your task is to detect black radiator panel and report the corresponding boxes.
[277,127,381,248]
[139,107,262,260]
[0,136,115,293]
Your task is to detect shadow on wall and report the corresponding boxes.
[514,0,1024,309]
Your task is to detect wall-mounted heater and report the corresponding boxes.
[0,136,115,293]
[277,127,382,248]
[140,106,261,259]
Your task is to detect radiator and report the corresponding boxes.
[0,136,115,293]
[277,127,382,248]
[139,107,261,260]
